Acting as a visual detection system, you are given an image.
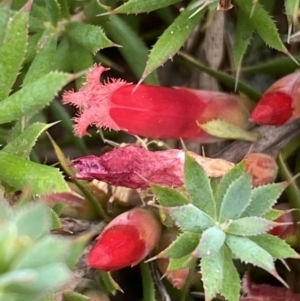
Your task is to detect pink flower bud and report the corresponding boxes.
[250,72,300,125]
[63,65,250,141]
[72,145,234,189]
[242,153,278,186]
[87,208,161,271]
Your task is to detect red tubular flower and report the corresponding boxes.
[87,208,161,271]
[63,65,250,141]
[72,145,234,189]
[242,153,278,187]
[250,72,300,125]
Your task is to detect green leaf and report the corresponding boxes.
[69,41,94,89]
[23,31,57,86]
[3,122,56,157]
[0,4,29,101]
[250,234,300,259]
[99,271,123,295]
[65,22,114,54]
[24,32,43,64]
[194,226,226,258]
[101,15,159,84]
[14,202,51,241]
[166,204,214,232]
[151,184,189,206]
[241,182,286,217]
[167,254,194,271]
[215,163,245,216]
[13,236,70,269]
[184,153,216,218]
[63,292,89,301]
[0,151,70,194]
[264,208,286,221]
[226,217,275,236]
[221,246,240,301]
[111,0,182,13]
[233,9,254,81]
[53,37,72,72]
[179,51,261,101]
[50,208,62,229]
[285,0,300,35]
[235,0,288,54]
[219,173,252,222]
[200,247,224,301]
[0,72,72,125]
[0,5,10,48]
[157,231,200,259]
[5,263,71,294]
[200,119,258,142]
[57,0,70,19]
[226,234,277,275]
[45,0,60,25]
[140,0,206,81]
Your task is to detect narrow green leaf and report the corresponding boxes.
[226,217,275,236]
[226,234,276,274]
[158,232,200,259]
[0,72,72,125]
[23,31,57,85]
[264,208,284,221]
[233,9,254,72]
[140,262,155,301]
[112,0,181,14]
[53,37,72,72]
[199,120,259,142]
[200,247,224,300]
[250,234,300,259]
[219,173,252,222]
[0,151,70,194]
[50,208,62,229]
[101,15,159,84]
[99,271,123,295]
[215,163,245,215]
[167,254,194,271]
[141,1,206,81]
[0,5,10,48]
[166,204,215,232]
[13,236,70,269]
[45,0,60,25]
[57,0,70,19]
[179,51,261,101]
[0,4,29,101]
[65,22,114,54]
[194,226,226,258]
[151,184,189,207]
[235,0,288,53]
[242,54,300,75]
[14,202,51,241]
[3,122,56,158]
[184,153,216,218]
[241,182,286,217]
[221,246,240,301]
[63,292,89,301]
[24,32,43,64]
[69,40,94,89]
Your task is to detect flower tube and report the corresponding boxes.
[63,65,250,141]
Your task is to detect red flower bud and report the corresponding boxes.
[250,72,300,125]
[242,153,278,186]
[72,145,234,189]
[63,65,250,141]
[87,208,161,271]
